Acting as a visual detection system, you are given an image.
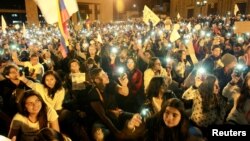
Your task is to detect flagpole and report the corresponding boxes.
[77,11,82,23]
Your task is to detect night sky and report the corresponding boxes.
[0,0,25,9]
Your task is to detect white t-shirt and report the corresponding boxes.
[0,135,11,141]
[24,62,44,77]
[26,81,65,111]
[10,107,58,141]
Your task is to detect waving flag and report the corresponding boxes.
[234,4,239,16]
[1,15,7,33]
[22,23,26,36]
[34,0,78,58]
[34,0,78,24]
[177,13,181,19]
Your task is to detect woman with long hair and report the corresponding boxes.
[19,70,65,112]
[8,90,59,141]
[144,98,203,141]
[144,57,168,92]
[117,57,144,113]
[182,74,227,128]
[172,50,191,84]
[145,76,175,114]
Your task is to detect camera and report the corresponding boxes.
[19,67,24,76]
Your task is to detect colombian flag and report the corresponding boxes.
[34,0,78,58]
[57,0,70,58]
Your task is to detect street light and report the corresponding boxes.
[196,0,207,15]
[196,0,207,6]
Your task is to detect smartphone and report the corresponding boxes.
[19,67,24,76]
[140,108,150,122]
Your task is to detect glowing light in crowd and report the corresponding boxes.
[166,57,172,63]
[14,24,20,30]
[111,47,118,54]
[197,67,206,74]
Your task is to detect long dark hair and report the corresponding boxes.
[236,72,250,112]
[148,57,160,69]
[19,90,48,129]
[41,70,63,99]
[146,98,189,141]
[174,50,186,62]
[146,76,166,100]
[198,75,218,112]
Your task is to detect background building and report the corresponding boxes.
[0,0,114,25]
[170,0,250,19]
[1,0,249,25]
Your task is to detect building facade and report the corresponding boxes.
[0,0,114,25]
[170,0,250,19]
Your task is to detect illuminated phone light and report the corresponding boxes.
[117,67,125,74]
[111,47,118,54]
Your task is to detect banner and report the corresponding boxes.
[234,21,250,34]
[143,5,160,26]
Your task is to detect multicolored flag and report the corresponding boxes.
[34,0,78,24]
[34,0,78,58]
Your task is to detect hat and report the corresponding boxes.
[221,53,237,67]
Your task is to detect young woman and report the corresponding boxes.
[8,90,59,141]
[172,50,191,85]
[182,74,227,128]
[19,70,65,112]
[145,76,175,115]
[117,57,143,113]
[144,98,203,141]
[144,57,168,92]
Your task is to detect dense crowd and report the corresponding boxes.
[1,13,250,141]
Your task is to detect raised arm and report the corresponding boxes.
[12,51,24,66]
